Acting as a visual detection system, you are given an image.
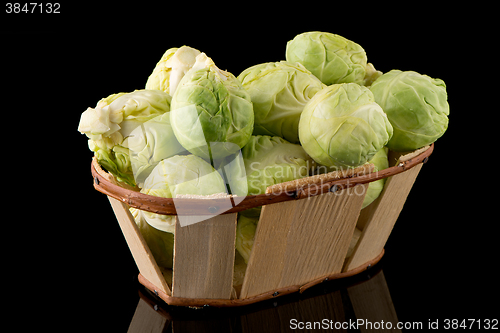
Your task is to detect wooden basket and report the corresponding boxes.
[91,144,434,308]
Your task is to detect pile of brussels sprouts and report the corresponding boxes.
[78,31,449,269]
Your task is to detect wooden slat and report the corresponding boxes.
[346,227,362,259]
[343,164,423,272]
[172,213,237,299]
[108,197,171,295]
[240,185,367,299]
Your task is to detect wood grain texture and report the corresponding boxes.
[240,185,368,299]
[172,213,237,299]
[108,197,171,295]
[344,164,423,272]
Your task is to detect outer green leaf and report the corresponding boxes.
[286,31,367,85]
[170,54,254,160]
[238,61,325,143]
[370,70,449,151]
[299,83,393,168]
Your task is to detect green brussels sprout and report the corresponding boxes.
[235,214,259,264]
[140,154,228,232]
[242,135,313,196]
[121,112,185,186]
[78,89,172,186]
[145,45,201,95]
[238,61,325,143]
[370,70,449,151]
[218,150,249,198]
[361,147,389,209]
[286,31,367,85]
[170,53,254,160]
[299,83,393,168]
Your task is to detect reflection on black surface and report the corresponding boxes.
[128,261,404,332]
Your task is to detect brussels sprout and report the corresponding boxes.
[238,61,325,143]
[78,89,172,186]
[140,154,228,232]
[218,150,249,198]
[170,53,254,160]
[286,31,367,85]
[242,135,313,196]
[145,46,201,95]
[235,214,259,264]
[121,112,185,186]
[299,83,393,168]
[370,70,449,151]
[361,147,389,209]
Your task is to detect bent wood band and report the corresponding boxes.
[92,145,433,216]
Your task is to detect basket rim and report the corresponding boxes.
[91,144,433,216]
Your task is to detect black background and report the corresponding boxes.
[2,4,496,331]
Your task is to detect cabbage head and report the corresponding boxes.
[235,214,259,264]
[286,31,367,85]
[242,135,313,195]
[361,147,389,209]
[370,70,449,151]
[139,154,227,232]
[237,61,325,143]
[299,83,393,168]
[78,89,172,186]
[145,46,201,95]
[170,53,254,161]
